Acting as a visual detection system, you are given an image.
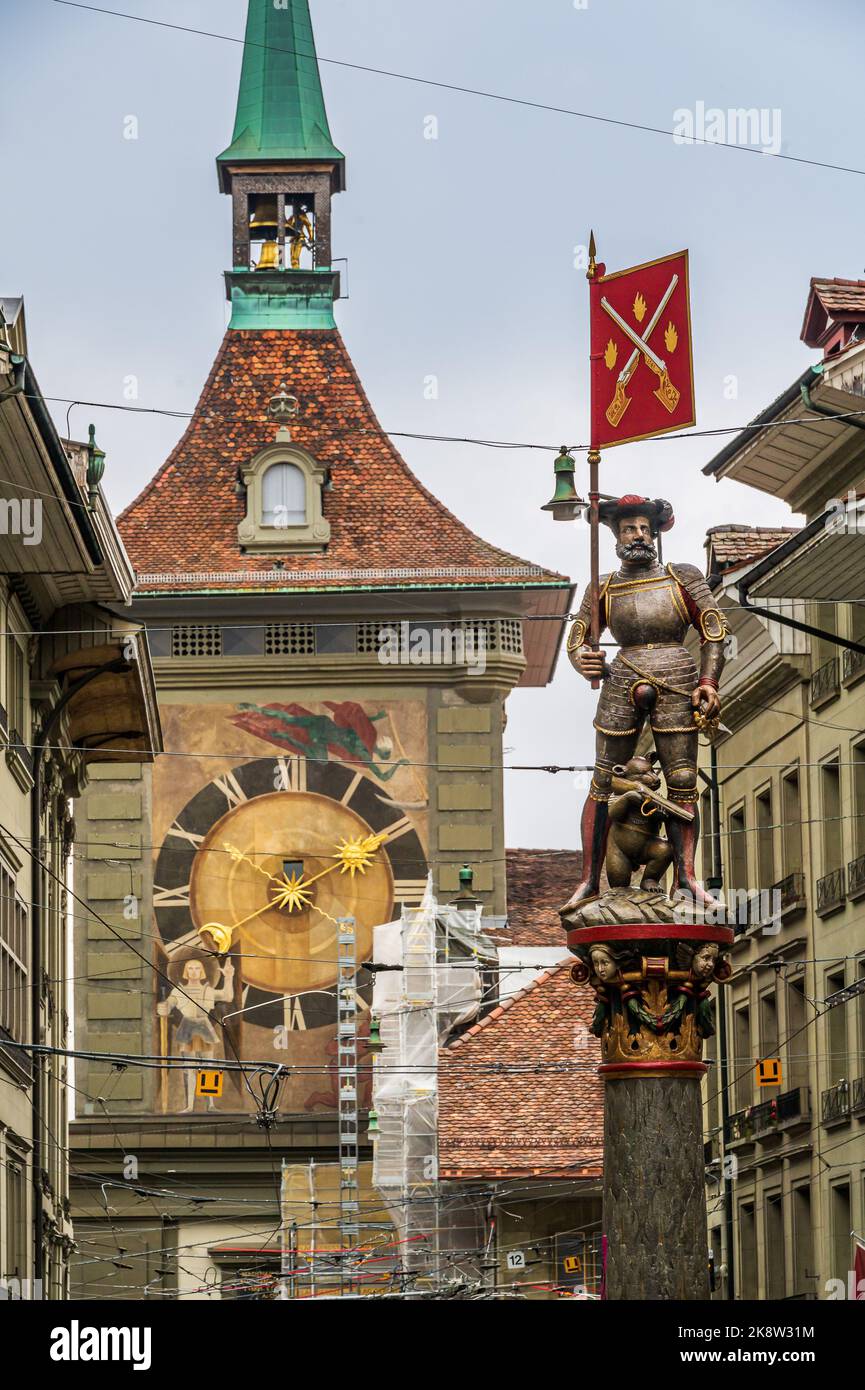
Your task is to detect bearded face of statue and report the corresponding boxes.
[616,514,657,566]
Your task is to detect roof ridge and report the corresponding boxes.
[443,958,572,1051]
[811,275,865,290]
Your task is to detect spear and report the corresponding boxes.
[587,232,602,690]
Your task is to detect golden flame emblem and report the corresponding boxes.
[604,338,618,371]
[633,292,647,323]
[664,321,678,354]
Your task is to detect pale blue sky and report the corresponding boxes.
[3,0,864,846]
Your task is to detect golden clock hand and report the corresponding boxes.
[288,832,388,892]
[225,839,342,897]
[293,859,341,890]
[202,892,291,944]
[207,834,387,951]
[224,841,285,890]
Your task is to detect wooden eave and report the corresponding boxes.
[703,349,865,512]
[0,390,98,580]
[49,640,162,765]
[748,515,865,602]
[0,369,137,617]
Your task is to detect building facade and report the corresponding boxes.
[700,276,865,1300]
[0,297,160,1298]
[69,0,570,1298]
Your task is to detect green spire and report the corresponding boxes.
[218,0,344,171]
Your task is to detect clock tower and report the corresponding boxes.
[70,0,571,1294]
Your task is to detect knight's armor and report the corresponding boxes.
[565,557,728,909]
[568,561,727,746]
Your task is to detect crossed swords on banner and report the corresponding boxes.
[602,273,681,428]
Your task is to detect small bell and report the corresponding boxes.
[367,1014,384,1055]
[255,240,280,271]
[366,1108,381,1140]
[249,195,280,271]
[541,447,585,522]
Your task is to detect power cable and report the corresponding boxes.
[51,1,865,180]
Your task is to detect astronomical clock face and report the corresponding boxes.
[153,754,428,1034]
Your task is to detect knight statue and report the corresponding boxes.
[562,494,728,913]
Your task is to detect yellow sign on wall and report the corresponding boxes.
[756,1059,781,1087]
[196,1070,224,1098]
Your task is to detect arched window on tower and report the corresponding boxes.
[262,462,307,528]
[238,443,330,553]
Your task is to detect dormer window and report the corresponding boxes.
[262,462,307,527]
[237,443,330,553]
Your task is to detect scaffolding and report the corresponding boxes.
[336,916,360,1296]
[371,886,500,1296]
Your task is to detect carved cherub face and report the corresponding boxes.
[590,946,620,983]
[691,943,719,980]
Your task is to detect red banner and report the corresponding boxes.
[590,249,695,450]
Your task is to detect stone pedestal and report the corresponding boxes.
[603,1074,709,1300]
[564,888,732,1302]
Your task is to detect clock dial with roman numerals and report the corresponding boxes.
[154,755,427,1027]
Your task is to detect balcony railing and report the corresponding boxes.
[725,1107,755,1144]
[778,871,806,910]
[848,854,865,901]
[810,656,840,706]
[729,874,806,939]
[816,866,846,917]
[852,1076,865,1116]
[821,1079,851,1125]
[776,1085,810,1126]
[842,645,865,684]
[726,1087,809,1143]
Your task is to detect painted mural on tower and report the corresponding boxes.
[150,699,429,1114]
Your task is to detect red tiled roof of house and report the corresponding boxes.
[801,276,865,349]
[118,329,566,594]
[438,962,603,1179]
[706,524,799,574]
[502,848,581,946]
[808,277,865,317]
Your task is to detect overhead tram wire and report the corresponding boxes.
[5,608,865,646]
[13,732,865,780]
[52,2,865,180]
[3,390,862,479]
[4,1035,859,1078]
[6,596,865,644]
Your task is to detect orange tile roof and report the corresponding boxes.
[501,848,582,947]
[438,962,603,1180]
[118,328,566,594]
[801,276,865,349]
[706,524,799,573]
[808,277,865,317]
